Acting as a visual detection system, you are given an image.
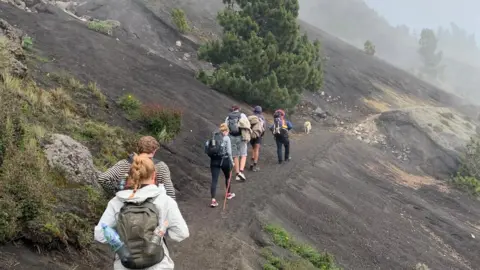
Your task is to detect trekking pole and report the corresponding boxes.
[223,167,234,211]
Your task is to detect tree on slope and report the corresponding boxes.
[418,28,443,79]
[197,0,323,111]
[364,40,375,55]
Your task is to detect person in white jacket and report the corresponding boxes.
[94,154,189,270]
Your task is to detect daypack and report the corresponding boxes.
[272,114,288,137]
[227,111,241,136]
[116,197,165,269]
[205,132,225,159]
[248,115,265,139]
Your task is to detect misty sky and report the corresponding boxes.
[364,0,480,40]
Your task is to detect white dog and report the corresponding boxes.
[304,121,312,134]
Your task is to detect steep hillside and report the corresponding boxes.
[1,1,480,270]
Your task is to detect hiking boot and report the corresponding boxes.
[226,193,236,200]
[210,199,219,208]
[238,172,246,181]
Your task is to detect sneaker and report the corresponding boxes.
[210,199,219,207]
[226,193,236,200]
[278,160,283,164]
[249,164,254,171]
[238,172,246,181]
[252,165,260,172]
[235,175,242,181]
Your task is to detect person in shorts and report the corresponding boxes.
[225,105,249,181]
[249,106,266,171]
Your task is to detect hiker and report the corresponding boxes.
[225,105,251,181]
[270,109,293,164]
[98,136,176,200]
[248,106,267,171]
[94,154,189,270]
[204,123,235,207]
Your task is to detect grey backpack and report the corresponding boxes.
[116,197,165,269]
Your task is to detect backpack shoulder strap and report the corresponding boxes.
[127,153,135,164]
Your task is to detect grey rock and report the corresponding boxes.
[43,134,100,187]
[11,58,27,78]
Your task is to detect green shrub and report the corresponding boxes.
[87,20,120,36]
[453,138,480,195]
[0,46,128,251]
[197,0,323,112]
[118,93,142,114]
[141,104,182,142]
[22,35,33,50]
[264,224,340,270]
[364,40,375,56]
[171,8,190,33]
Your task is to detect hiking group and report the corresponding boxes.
[93,106,293,269]
[205,105,293,208]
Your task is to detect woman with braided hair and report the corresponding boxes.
[94,154,189,270]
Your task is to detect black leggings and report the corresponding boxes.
[210,158,232,198]
[275,135,290,162]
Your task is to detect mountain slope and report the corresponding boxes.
[1,2,480,270]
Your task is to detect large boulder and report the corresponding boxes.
[43,133,101,187]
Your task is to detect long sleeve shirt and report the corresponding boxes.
[97,159,176,200]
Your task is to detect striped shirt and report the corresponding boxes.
[97,159,176,200]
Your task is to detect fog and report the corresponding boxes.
[297,0,480,104]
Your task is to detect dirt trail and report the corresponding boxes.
[173,128,341,270]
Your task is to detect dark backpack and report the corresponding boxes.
[227,111,241,136]
[272,116,288,138]
[116,197,165,269]
[205,132,225,159]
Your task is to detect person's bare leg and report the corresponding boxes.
[240,156,247,171]
[253,144,260,163]
[234,157,240,174]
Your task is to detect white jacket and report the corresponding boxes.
[94,185,189,270]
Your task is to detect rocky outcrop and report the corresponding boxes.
[376,107,478,178]
[43,133,101,187]
[0,18,28,77]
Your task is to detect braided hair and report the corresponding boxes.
[127,154,156,199]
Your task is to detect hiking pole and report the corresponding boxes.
[223,167,234,211]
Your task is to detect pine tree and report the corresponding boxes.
[418,28,443,79]
[197,0,323,111]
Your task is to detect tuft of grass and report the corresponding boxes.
[171,8,191,33]
[140,104,182,143]
[87,20,120,36]
[50,71,107,106]
[87,81,107,107]
[263,225,341,270]
[70,120,137,170]
[118,93,142,116]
